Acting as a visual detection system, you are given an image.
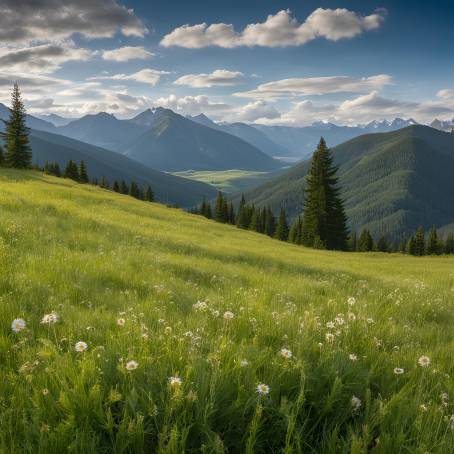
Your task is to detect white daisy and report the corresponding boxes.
[11,318,26,332]
[280,348,293,359]
[256,383,270,396]
[125,360,139,371]
[168,376,182,388]
[223,311,234,320]
[74,341,88,352]
[394,367,404,375]
[418,355,430,367]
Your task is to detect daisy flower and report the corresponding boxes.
[347,297,356,306]
[125,360,139,371]
[117,318,126,326]
[418,355,430,367]
[349,354,358,362]
[256,383,270,396]
[74,341,88,352]
[394,367,404,375]
[223,311,234,320]
[168,376,182,388]
[41,313,59,325]
[11,318,26,332]
[280,348,293,359]
[351,395,362,412]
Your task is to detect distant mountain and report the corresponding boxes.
[123,108,281,171]
[188,114,290,157]
[430,118,454,132]
[56,112,148,151]
[0,103,56,133]
[239,126,454,239]
[253,118,419,159]
[36,113,74,127]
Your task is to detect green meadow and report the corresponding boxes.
[170,169,281,193]
[0,168,453,453]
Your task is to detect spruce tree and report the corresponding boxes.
[426,225,439,255]
[100,176,109,189]
[0,144,4,165]
[205,202,212,219]
[120,180,129,194]
[129,181,139,198]
[301,137,348,250]
[274,208,289,241]
[347,231,358,252]
[237,202,252,229]
[64,160,79,181]
[113,181,120,192]
[1,83,32,168]
[79,160,88,183]
[377,235,390,252]
[289,217,303,244]
[215,192,227,223]
[414,227,426,256]
[227,202,236,225]
[249,207,264,233]
[264,208,276,237]
[145,185,154,202]
[407,236,416,255]
[445,233,454,254]
[358,229,374,252]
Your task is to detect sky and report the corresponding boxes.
[0,0,453,126]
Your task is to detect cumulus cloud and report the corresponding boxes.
[234,75,392,99]
[256,91,454,126]
[161,8,386,48]
[89,69,170,86]
[0,0,147,44]
[0,44,95,73]
[174,69,244,88]
[102,46,154,62]
[437,89,454,100]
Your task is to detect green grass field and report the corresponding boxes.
[0,168,453,453]
[170,169,282,193]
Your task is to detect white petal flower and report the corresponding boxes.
[256,383,270,396]
[125,360,139,371]
[11,318,26,332]
[74,341,88,352]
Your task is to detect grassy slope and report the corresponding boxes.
[0,168,453,453]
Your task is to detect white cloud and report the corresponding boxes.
[437,89,454,100]
[227,100,280,123]
[102,46,154,62]
[234,75,393,99]
[89,69,170,86]
[0,44,95,73]
[0,0,147,44]
[161,8,386,48]
[174,69,243,88]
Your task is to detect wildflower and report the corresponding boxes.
[325,333,335,343]
[168,376,182,388]
[11,318,26,332]
[394,367,404,375]
[193,300,208,311]
[223,311,234,320]
[418,355,430,367]
[42,388,49,396]
[347,297,356,306]
[326,321,335,329]
[41,313,59,325]
[125,360,139,371]
[335,316,345,326]
[256,383,270,396]
[366,318,374,324]
[419,404,428,412]
[240,359,249,367]
[347,312,356,321]
[184,331,194,338]
[164,326,172,335]
[280,348,293,359]
[117,318,125,326]
[351,395,362,412]
[74,341,88,352]
[349,354,358,362]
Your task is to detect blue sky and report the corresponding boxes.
[0,0,453,125]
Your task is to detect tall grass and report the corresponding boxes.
[0,169,453,453]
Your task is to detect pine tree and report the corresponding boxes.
[264,208,276,237]
[64,160,79,181]
[100,176,109,189]
[445,233,454,254]
[79,160,89,183]
[0,144,4,165]
[129,181,139,198]
[205,202,212,219]
[215,192,227,223]
[301,137,348,250]
[120,180,129,194]
[289,216,303,244]
[407,236,416,255]
[274,208,289,241]
[113,181,120,192]
[347,231,358,252]
[414,227,426,256]
[227,202,236,225]
[249,207,264,233]
[377,235,390,252]
[1,83,32,168]
[237,202,252,229]
[145,185,154,202]
[358,229,374,252]
[426,225,439,255]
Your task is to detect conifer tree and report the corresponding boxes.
[0,144,4,165]
[377,235,390,252]
[289,216,303,244]
[113,181,120,192]
[274,208,289,241]
[249,207,264,233]
[120,180,129,194]
[358,229,374,252]
[301,137,348,250]
[79,160,88,183]
[227,202,236,225]
[445,233,454,254]
[100,176,109,189]
[264,208,276,237]
[414,227,426,256]
[215,192,228,223]
[426,225,439,255]
[237,202,252,229]
[205,202,212,219]
[64,160,79,181]
[129,181,139,198]
[1,83,32,168]
[407,236,416,255]
[347,231,358,252]
[145,185,154,202]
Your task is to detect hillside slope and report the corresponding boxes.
[0,169,452,452]
[27,129,217,207]
[123,109,282,171]
[241,126,454,238]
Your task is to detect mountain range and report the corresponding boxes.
[239,125,454,240]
